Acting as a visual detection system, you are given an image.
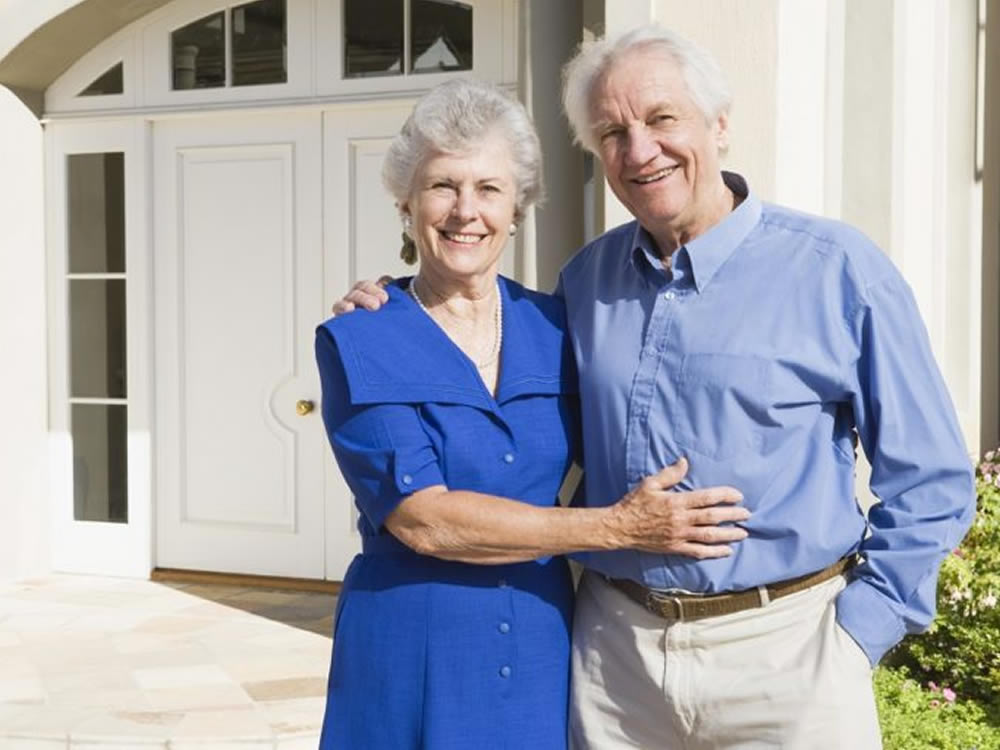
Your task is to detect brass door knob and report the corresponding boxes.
[295,399,315,416]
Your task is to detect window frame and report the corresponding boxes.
[44,0,515,116]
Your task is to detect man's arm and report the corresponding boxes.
[836,274,976,665]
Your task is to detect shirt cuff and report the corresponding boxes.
[835,577,908,666]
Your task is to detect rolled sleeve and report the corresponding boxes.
[316,328,445,532]
[837,275,976,664]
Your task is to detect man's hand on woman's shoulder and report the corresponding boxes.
[331,276,393,316]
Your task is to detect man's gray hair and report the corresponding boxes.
[562,25,732,154]
[382,79,544,217]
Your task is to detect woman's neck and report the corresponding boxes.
[412,271,499,321]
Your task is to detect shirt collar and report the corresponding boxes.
[627,171,762,293]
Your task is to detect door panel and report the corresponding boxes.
[154,113,325,578]
[322,103,416,578]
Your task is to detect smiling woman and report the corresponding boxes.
[313,78,749,749]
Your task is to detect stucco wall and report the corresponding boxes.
[0,85,49,583]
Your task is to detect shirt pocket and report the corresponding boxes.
[672,352,773,460]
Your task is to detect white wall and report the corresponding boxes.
[0,85,49,583]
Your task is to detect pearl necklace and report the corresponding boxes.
[408,277,502,369]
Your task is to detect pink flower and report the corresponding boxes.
[943,688,956,703]
[985,450,996,461]
[928,681,939,691]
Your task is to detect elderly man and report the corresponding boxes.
[336,25,975,749]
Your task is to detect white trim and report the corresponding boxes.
[46,120,153,577]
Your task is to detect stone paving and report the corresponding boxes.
[0,574,337,748]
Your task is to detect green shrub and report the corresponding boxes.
[885,448,1000,713]
[875,667,1000,749]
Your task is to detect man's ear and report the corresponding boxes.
[714,111,730,153]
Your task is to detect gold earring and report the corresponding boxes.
[400,215,417,265]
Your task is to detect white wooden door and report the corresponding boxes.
[321,101,419,578]
[154,112,326,578]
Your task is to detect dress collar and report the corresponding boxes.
[319,276,575,412]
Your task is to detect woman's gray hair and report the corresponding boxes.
[382,79,544,217]
[562,25,732,154]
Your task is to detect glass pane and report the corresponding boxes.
[68,153,125,274]
[79,63,124,96]
[232,0,287,86]
[70,279,127,399]
[344,0,403,78]
[72,404,128,523]
[172,11,226,89]
[411,0,472,74]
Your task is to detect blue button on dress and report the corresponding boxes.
[315,276,581,750]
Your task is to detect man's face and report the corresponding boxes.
[589,46,729,248]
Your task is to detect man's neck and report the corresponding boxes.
[649,182,737,259]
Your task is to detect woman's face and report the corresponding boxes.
[404,130,518,286]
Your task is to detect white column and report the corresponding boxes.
[0,86,49,583]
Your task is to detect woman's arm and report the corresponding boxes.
[385,457,749,564]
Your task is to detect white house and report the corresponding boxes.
[0,0,997,587]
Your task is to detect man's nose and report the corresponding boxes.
[624,126,659,167]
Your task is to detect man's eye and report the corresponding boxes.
[600,129,623,142]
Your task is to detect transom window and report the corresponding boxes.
[171,0,287,90]
[344,0,472,79]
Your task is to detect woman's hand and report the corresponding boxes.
[331,276,393,315]
[607,458,750,559]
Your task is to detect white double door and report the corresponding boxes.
[154,104,415,580]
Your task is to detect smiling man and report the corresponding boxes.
[559,25,975,749]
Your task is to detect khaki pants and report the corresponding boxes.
[570,570,882,749]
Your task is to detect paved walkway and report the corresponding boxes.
[0,574,336,748]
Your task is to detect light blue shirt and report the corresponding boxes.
[557,172,975,664]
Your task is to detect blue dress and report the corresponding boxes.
[315,276,580,749]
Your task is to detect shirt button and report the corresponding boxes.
[503,453,515,464]
[499,665,512,678]
[401,474,413,486]
[498,621,511,634]
[663,291,676,300]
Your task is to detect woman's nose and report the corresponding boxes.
[451,189,478,221]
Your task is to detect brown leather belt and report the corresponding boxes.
[608,556,856,622]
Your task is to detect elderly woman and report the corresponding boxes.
[315,79,748,749]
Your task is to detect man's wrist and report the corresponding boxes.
[835,578,907,666]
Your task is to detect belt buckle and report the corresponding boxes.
[646,591,685,620]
